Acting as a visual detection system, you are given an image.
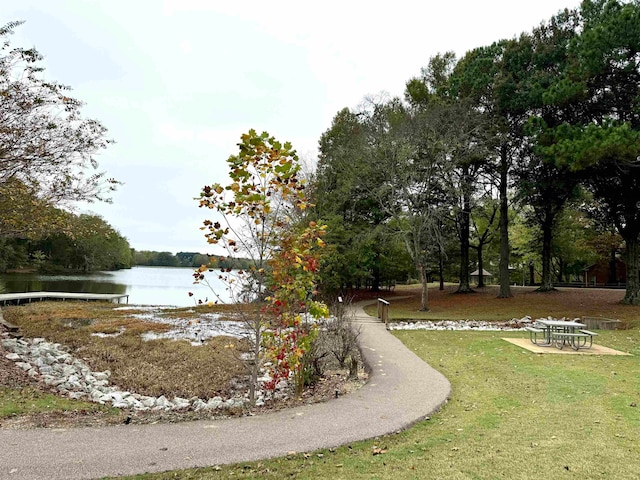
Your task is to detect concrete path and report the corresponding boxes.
[0,301,451,480]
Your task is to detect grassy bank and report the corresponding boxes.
[125,327,640,479]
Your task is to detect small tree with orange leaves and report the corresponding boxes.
[196,129,327,405]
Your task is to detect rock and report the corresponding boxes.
[93,371,110,381]
[172,397,191,409]
[16,361,32,371]
[91,390,104,401]
[2,334,256,414]
[155,395,172,409]
[1,339,17,349]
[140,396,156,408]
[193,399,208,411]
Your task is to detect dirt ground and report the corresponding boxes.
[361,284,639,324]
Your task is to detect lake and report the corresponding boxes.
[0,266,231,307]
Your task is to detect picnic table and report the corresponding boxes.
[525,319,598,351]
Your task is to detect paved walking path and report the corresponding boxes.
[0,301,451,480]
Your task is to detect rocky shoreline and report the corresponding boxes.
[1,335,280,412]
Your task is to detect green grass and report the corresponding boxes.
[124,328,640,479]
[0,387,109,418]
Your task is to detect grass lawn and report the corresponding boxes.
[121,288,640,479]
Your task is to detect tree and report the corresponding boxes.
[536,0,640,303]
[0,178,72,239]
[510,8,584,292]
[196,130,328,404]
[451,41,519,298]
[470,195,499,288]
[366,98,455,311]
[38,214,132,271]
[407,53,492,294]
[314,108,404,292]
[0,21,117,237]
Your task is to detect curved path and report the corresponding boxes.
[0,301,451,480]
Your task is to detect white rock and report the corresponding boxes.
[16,361,31,371]
[91,390,104,401]
[140,396,156,408]
[173,397,191,409]
[93,371,110,381]
[155,395,172,409]
[5,352,21,361]
[193,399,208,411]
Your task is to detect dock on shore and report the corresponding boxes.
[0,292,129,306]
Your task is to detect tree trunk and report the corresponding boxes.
[439,253,445,291]
[538,219,555,292]
[457,166,473,293]
[608,248,618,284]
[529,262,535,286]
[557,257,564,283]
[498,144,512,298]
[622,235,640,305]
[477,247,485,288]
[371,260,381,292]
[418,264,429,311]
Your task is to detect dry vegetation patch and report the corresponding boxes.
[3,302,246,399]
[1,301,366,428]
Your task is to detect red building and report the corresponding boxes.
[583,257,627,286]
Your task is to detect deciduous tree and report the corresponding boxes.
[0,21,117,238]
[197,130,328,403]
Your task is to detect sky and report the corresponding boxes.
[4,0,582,255]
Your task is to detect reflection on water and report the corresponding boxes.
[0,267,230,307]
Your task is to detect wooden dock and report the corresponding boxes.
[0,292,129,306]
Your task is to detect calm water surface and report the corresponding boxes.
[0,266,230,306]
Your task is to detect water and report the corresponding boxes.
[0,266,232,307]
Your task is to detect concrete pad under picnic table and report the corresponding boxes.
[503,337,632,355]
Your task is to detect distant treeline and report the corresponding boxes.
[0,214,133,274]
[133,250,252,270]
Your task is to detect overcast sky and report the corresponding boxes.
[4,0,581,255]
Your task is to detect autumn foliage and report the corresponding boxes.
[197,129,328,400]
